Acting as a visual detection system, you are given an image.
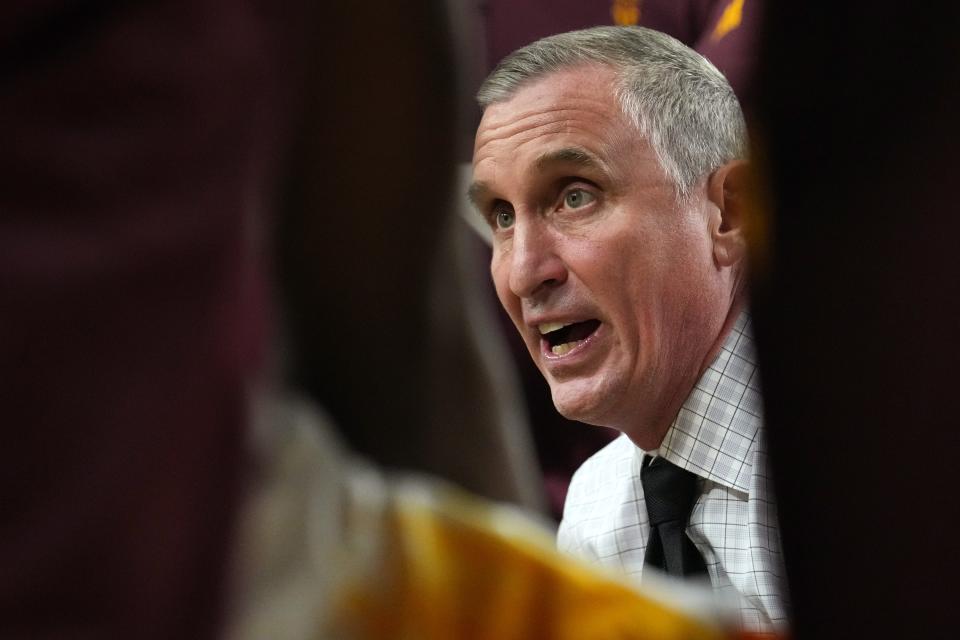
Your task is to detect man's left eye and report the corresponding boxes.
[564,188,595,209]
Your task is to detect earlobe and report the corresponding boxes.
[708,160,749,268]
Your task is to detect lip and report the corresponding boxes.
[539,320,604,361]
[526,314,595,333]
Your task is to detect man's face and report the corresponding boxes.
[471,65,733,446]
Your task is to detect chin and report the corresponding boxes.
[550,383,620,428]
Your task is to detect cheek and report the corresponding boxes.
[589,242,652,312]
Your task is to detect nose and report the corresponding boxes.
[506,219,568,300]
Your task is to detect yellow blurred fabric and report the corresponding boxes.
[338,486,728,640]
[226,394,753,640]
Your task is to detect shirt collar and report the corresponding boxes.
[642,310,762,494]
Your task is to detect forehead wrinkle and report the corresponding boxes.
[474,119,621,176]
[474,83,634,192]
[475,98,622,149]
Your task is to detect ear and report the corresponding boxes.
[707,160,750,268]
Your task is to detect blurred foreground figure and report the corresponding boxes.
[0,1,298,635]
[753,3,960,638]
[225,394,746,640]
[470,26,788,632]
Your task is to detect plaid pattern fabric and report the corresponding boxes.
[557,312,789,632]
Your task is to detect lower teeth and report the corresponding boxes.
[551,342,574,355]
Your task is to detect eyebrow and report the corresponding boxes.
[466,180,491,208]
[534,147,608,173]
[466,147,610,208]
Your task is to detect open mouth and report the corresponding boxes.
[539,319,601,356]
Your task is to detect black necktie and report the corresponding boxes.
[640,455,709,579]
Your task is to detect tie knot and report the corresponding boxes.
[640,456,699,527]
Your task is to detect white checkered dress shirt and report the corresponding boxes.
[557,312,789,632]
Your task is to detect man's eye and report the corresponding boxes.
[564,188,595,209]
[494,209,515,229]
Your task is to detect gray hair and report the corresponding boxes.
[477,26,747,197]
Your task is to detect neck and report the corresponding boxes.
[696,291,746,379]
